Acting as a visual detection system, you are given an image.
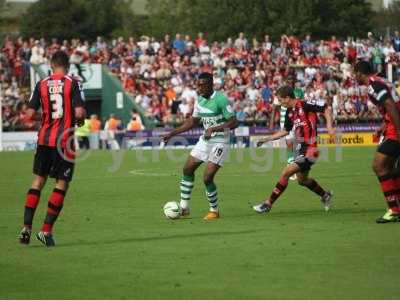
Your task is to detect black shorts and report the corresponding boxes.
[377,139,400,158]
[33,145,75,182]
[294,155,316,173]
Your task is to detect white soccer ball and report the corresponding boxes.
[163,201,181,219]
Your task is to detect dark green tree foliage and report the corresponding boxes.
[373,0,400,34]
[20,0,134,40]
[146,0,373,40]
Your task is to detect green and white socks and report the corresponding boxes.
[180,174,194,209]
[205,182,218,212]
[180,175,219,212]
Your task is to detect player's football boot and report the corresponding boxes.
[203,211,219,220]
[376,209,400,224]
[321,191,333,212]
[253,203,271,214]
[18,227,31,245]
[181,207,190,217]
[36,231,56,247]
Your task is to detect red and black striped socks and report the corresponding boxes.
[378,174,400,214]
[41,189,66,233]
[24,189,41,229]
[266,177,289,207]
[302,179,326,197]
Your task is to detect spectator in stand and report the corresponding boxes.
[173,33,185,55]
[4,32,400,132]
[178,98,192,121]
[235,32,248,49]
[30,40,45,64]
[393,31,400,53]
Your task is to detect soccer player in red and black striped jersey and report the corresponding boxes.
[355,61,400,223]
[18,51,86,246]
[253,85,335,214]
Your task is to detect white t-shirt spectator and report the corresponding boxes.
[340,61,352,79]
[199,44,210,61]
[235,37,248,49]
[30,43,45,64]
[171,75,183,94]
[227,66,238,79]
[246,86,259,102]
[151,41,160,53]
[181,87,197,102]
[305,67,317,79]
[179,101,191,117]
[138,39,149,52]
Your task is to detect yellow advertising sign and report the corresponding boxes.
[252,132,378,148]
[317,132,377,147]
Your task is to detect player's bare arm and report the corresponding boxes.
[257,130,289,147]
[204,116,238,140]
[163,117,200,143]
[383,99,400,141]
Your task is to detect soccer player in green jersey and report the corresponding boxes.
[163,73,238,220]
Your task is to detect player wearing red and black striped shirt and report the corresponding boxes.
[28,72,85,150]
[19,51,86,246]
[253,85,335,214]
[355,61,400,223]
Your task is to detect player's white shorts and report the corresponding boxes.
[190,138,229,166]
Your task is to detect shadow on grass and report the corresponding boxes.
[227,205,384,219]
[52,228,265,248]
[26,208,384,249]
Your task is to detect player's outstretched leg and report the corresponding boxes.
[253,163,299,214]
[373,151,400,223]
[297,172,332,211]
[203,163,220,220]
[19,175,46,245]
[179,156,202,217]
[37,180,68,247]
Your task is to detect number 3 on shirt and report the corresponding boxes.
[50,93,63,119]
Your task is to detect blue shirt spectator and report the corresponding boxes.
[393,31,400,52]
[261,85,272,102]
[173,34,186,55]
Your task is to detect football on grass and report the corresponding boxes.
[163,201,181,219]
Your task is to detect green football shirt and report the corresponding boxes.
[192,91,235,142]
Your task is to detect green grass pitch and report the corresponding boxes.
[0,147,399,300]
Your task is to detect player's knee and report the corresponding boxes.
[183,166,194,176]
[32,176,46,190]
[55,180,68,192]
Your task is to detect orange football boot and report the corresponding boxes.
[203,211,219,220]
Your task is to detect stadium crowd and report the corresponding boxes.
[2,32,400,131]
